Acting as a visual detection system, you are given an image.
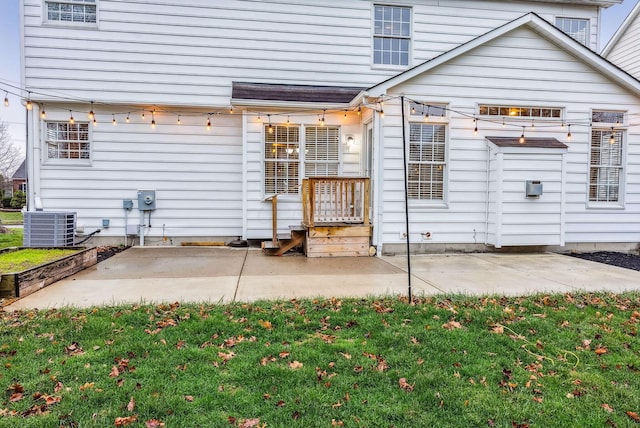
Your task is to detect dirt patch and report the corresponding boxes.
[568,251,640,272]
[96,246,129,263]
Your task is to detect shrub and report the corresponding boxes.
[10,191,26,209]
[1,196,11,208]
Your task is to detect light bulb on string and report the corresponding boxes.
[177,115,181,125]
[112,114,117,126]
[88,101,94,120]
[473,118,478,136]
[267,114,273,134]
[3,92,8,107]
[26,92,32,110]
[357,106,361,116]
[531,119,535,129]
[519,127,525,144]
[380,109,384,118]
[411,105,416,115]
[126,113,130,123]
[207,115,212,131]
[229,106,233,114]
[424,105,430,122]
[69,110,75,125]
[151,111,156,129]
[344,110,347,119]
[567,124,572,142]
[286,116,290,126]
[321,109,326,126]
[93,117,97,127]
[561,121,565,130]
[609,128,616,145]
[40,105,46,119]
[502,118,506,128]
[141,111,145,120]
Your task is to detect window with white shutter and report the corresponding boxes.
[589,110,625,204]
[408,123,446,201]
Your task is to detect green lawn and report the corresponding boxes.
[0,212,23,225]
[0,228,22,249]
[0,294,639,427]
[0,249,78,273]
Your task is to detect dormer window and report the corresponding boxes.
[373,5,411,66]
[556,17,589,46]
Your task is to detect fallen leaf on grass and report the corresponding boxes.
[64,342,85,356]
[258,320,273,330]
[627,411,640,422]
[442,320,462,330]
[601,403,615,413]
[331,420,344,426]
[288,361,303,370]
[595,347,608,356]
[399,378,414,392]
[145,420,165,428]
[9,393,23,402]
[109,366,120,377]
[238,418,261,428]
[127,397,135,412]
[491,325,504,334]
[184,395,194,402]
[115,415,138,426]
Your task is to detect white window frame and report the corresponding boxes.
[556,17,590,46]
[264,124,301,195]
[588,110,626,207]
[407,105,448,205]
[44,0,98,25]
[478,105,563,120]
[45,121,92,164]
[373,4,412,67]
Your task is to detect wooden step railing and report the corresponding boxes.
[302,177,370,227]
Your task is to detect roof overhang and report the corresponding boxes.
[361,13,640,101]
[231,82,364,109]
[523,0,621,7]
[486,136,568,150]
[602,0,640,56]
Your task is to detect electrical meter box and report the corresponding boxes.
[137,190,156,210]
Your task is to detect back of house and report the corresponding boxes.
[16,0,640,254]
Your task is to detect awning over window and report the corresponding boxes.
[486,136,568,149]
[231,82,364,104]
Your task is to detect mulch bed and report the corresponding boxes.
[96,246,129,263]
[568,251,640,272]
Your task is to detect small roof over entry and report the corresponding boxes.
[486,136,568,149]
[231,82,364,105]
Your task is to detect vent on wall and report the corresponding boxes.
[23,212,77,247]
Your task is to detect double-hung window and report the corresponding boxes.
[373,5,411,66]
[264,125,300,194]
[46,122,91,161]
[589,110,625,204]
[556,17,589,46]
[408,114,447,201]
[46,0,97,24]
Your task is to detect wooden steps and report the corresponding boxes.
[305,225,371,258]
[261,227,305,256]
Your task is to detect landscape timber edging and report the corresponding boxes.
[0,247,97,298]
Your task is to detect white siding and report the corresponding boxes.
[36,106,243,240]
[605,10,640,80]
[381,25,640,249]
[22,0,601,106]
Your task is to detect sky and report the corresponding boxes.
[0,0,639,159]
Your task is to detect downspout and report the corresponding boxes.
[484,143,491,245]
[400,96,412,302]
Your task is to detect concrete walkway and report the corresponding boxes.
[6,247,640,310]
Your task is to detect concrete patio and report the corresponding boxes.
[6,247,640,310]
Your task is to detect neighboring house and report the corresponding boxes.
[11,160,26,194]
[19,0,640,254]
[602,0,640,79]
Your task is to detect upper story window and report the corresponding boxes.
[556,17,589,46]
[479,105,562,119]
[46,0,97,24]
[373,5,411,66]
[46,122,91,161]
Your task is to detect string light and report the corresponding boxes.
[286,116,290,126]
[206,115,212,130]
[88,101,94,120]
[473,118,478,136]
[93,117,98,127]
[502,118,506,128]
[40,105,46,119]
[357,106,361,115]
[411,105,416,115]
[531,119,535,129]
[142,111,145,120]
[380,109,384,118]
[151,110,156,128]
[26,92,32,110]
[344,110,347,119]
[112,114,117,125]
[519,126,525,144]
[321,109,326,126]
[177,115,181,125]
[69,110,74,124]
[267,114,273,134]
[3,92,8,107]
[567,124,572,142]
[126,113,130,123]
[424,105,430,122]
[609,128,616,145]
[229,106,233,114]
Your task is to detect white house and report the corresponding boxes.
[16,0,640,255]
[602,0,640,79]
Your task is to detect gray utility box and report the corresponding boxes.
[525,180,543,197]
[137,190,156,211]
[23,211,76,247]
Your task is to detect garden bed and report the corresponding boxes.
[0,247,97,298]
